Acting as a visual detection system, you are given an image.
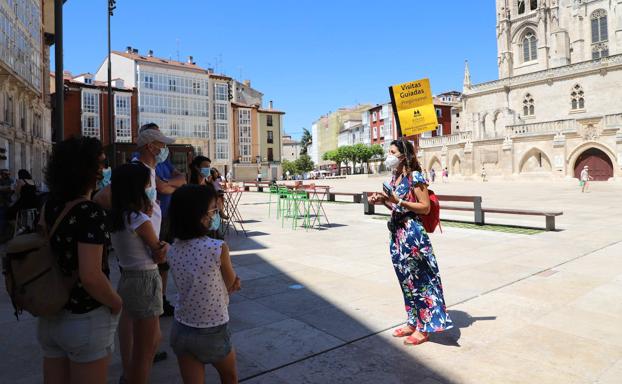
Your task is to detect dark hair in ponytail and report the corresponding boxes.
[390,139,422,173]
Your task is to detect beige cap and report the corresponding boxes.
[136,125,175,147]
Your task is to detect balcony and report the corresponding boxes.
[419,131,472,149]
[508,113,622,137]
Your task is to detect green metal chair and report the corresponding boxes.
[290,190,311,230]
[268,185,279,217]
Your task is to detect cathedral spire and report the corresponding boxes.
[463,60,472,90]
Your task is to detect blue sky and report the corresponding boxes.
[56,0,499,139]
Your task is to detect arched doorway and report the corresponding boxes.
[451,155,462,176]
[574,148,613,181]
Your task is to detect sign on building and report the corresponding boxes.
[389,78,438,137]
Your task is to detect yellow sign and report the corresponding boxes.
[389,78,438,136]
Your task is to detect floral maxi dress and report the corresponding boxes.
[389,171,453,333]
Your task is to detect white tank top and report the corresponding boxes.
[169,236,229,328]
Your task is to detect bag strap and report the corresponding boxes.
[44,198,88,241]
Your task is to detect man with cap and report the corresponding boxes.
[580,165,593,193]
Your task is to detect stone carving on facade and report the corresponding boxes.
[553,131,566,147]
[464,140,473,154]
[577,120,601,141]
[481,149,499,164]
[502,135,513,151]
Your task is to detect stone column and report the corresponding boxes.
[501,136,514,177]
[552,132,567,179]
[616,129,622,178]
[463,141,474,178]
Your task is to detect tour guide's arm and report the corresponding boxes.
[369,184,431,215]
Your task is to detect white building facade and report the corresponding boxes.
[96,49,234,170]
[420,0,622,181]
[0,0,52,182]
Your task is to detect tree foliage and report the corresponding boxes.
[300,128,312,155]
[294,154,315,173]
[321,144,384,174]
[281,160,298,177]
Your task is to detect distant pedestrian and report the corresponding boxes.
[257,170,262,183]
[442,167,448,183]
[38,136,122,384]
[580,165,593,193]
[430,168,436,183]
[168,184,240,384]
[0,169,14,240]
[7,169,38,221]
[225,169,233,189]
[286,170,291,180]
[97,160,112,191]
[481,166,487,182]
[368,139,453,346]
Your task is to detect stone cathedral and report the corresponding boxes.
[419,0,622,181]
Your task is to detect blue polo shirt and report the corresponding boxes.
[156,159,175,218]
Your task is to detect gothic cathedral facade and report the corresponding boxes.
[419,0,622,181]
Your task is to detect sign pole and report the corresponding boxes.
[388,86,402,138]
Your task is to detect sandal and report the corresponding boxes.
[404,333,429,346]
[392,325,416,338]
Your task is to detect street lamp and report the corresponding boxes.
[108,0,116,165]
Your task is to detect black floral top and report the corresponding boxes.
[44,199,111,314]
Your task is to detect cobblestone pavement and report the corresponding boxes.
[2,178,621,383]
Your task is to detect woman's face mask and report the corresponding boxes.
[200,167,211,178]
[384,154,402,170]
[145,186,157,201]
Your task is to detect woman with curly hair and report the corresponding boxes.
[369,139,453,346]
[38,136,122,383]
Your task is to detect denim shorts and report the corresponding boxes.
[37,306,120,363]
[118,269,163,319]
[170,320,232,364]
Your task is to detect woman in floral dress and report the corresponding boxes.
[369,139,452,345]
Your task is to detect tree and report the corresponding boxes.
[294,154,315,174]
[281,160,298,178]
[300,128,312,155]
[355,144,375,174]
[323,150,344,175]
[338,145,357,175]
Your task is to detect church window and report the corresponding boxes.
[518,1,525,14]
[591,10,608,59]
[530,0,537,11]
[522,31,537,62]
[571,85,585,110]
[523,94,535,116]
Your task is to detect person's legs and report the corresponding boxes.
[128,316,161,384]
[176,354,206,384]
[118,310,133,379]
[69,355,111,384]
[212,350,238,384]
[43,357,70,384]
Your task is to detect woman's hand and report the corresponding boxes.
[110,295,123,315]
[381,191,400,205]
[368,193,386,205]
[152,241,169,264]
[228,276,241,293]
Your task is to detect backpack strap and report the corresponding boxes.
[43,198,88,241]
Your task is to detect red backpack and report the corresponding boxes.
[406,176,442,233]
[420,190,441,233]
